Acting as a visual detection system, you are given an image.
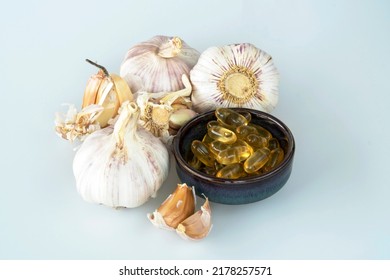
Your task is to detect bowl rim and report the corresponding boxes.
[173,108,295,185]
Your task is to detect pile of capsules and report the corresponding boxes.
[189,108,285,179]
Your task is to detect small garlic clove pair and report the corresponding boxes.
[147,183,212,240]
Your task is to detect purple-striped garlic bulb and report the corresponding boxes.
[120,36,200,94]
[190,43,279,113]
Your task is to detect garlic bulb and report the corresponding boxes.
[120,35,200,93]
[73,101,169,208]
[190,43,279,113]
[55,59,133,141]
[147,183,196,230]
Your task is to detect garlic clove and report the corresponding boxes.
[176,197,212,241]
[82,70,105,108]
[148,183,196,230]
[110,73,134,104]
[169,108,198,130]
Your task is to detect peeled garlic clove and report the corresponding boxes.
[169,108,198,130]
[176,197,212,241]
[120,36,200,93]
[148,183,196,230]
[190,43,279,113]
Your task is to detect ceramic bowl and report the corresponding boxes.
[172,108,295,205]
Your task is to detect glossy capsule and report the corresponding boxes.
[191,140,215,167]
[236,125,259,139]
[208,125,237,144]
[202,133,214,146]
[243,147,271,173]
[245,134,268,149]
[209,140,230,156]
[189,155,202,170]
[249,124,272,140]
[216,145,252,165]
[215,108,248,128]
[268,138,280,150]
[263,148,284,172]
[216,163,246,179]
[207,120,220,130]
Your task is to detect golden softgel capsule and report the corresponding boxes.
[243,147,271,173]
[215,108,248,128]
[216,163,246,179]
[208,125,237,144]
[191,140,215,167]
[216,145,251,165]
[263,148,284,172]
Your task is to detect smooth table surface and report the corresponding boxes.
[1,0,389,259]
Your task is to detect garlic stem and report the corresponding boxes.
[85,59,109,77]
[157,37,182,58]
[113,102,138,149]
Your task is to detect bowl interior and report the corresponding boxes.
[175,108,294,182]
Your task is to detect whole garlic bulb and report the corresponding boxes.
[120,35,200,93]
[190,43,279,113]
[73,101,169,208]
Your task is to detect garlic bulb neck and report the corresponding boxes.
[218,65,259,104]
[113,102,138,149]
[157,37,182,58]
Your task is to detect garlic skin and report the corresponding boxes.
[120,36,200,93]
[136,75,196,143]
[190,43,279,113]
[147,183,196,230]
[73,102,169,208]
[55,60,133,141]
[176,197,212,241]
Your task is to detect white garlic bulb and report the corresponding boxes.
[120,35,200,93]
[73,101,169,208]
[190,43,279,113]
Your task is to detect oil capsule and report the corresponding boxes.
[188,155,202,170]
[216,145,251,165]
[245,134,268,149]
[233,139,254,155]
[202,166,217,176]
[191,140,215,167]
[215,108,248,128]
[268,138,280,150]
[263,148,284,172]
[202,133,214,146]
[249,124,272,140]
[207,120,220,129]
[236,125,259,139]
[243,147,271,173]
[240,111,252,123]
[209,140,230,156]
[216,163,246,179]
[208,125,237,144]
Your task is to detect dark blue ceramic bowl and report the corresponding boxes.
[172,108,295,205]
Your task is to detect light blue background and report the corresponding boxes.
[1,0,389,259]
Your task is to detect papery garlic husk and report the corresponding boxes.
[73,101,169,208]
[136,74,196,143]
[120,35,200,93]
[55,104,103,141]
[190,43,279,113]
[55,60,133,141]
[82,59,134,127]
[176,197,212,241]
[147,183,196,230]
